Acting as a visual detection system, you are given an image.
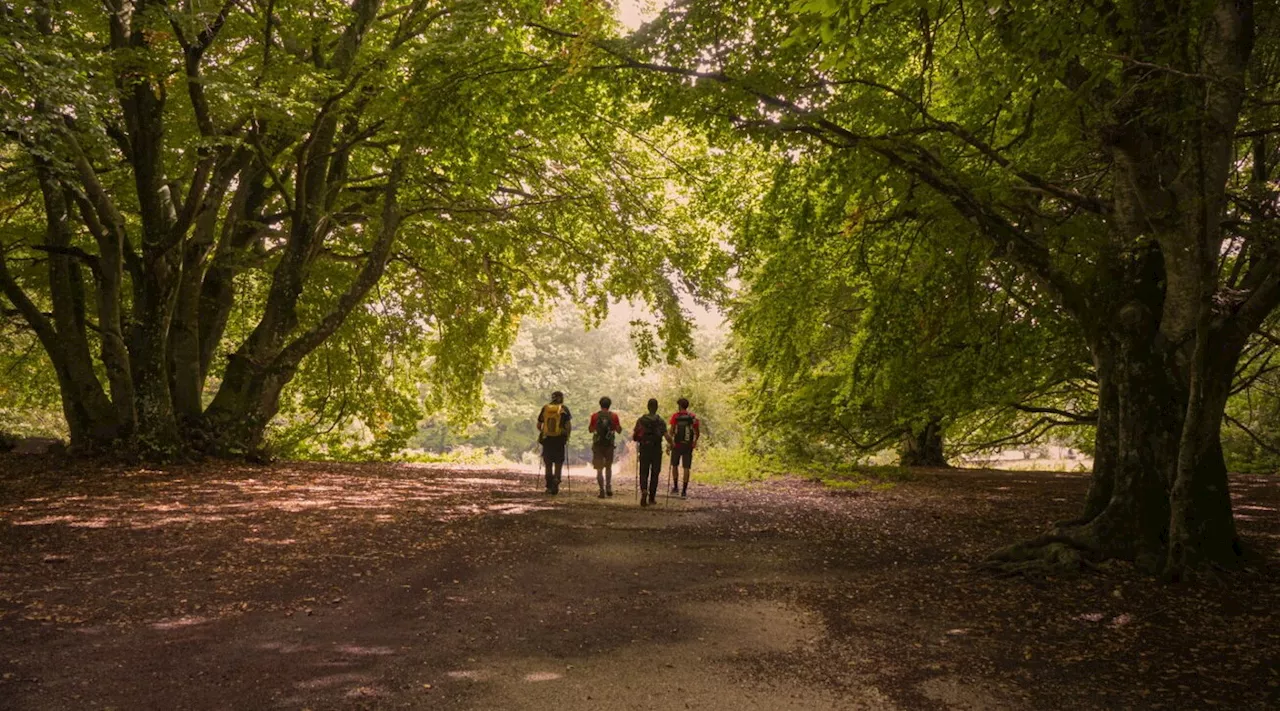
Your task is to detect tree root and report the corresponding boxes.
[981,532,1100,577]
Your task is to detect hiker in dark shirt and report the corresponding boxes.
[589,397,623,498]
[536,391,572,495]
[632,398,667,507]
[668,397,701,498]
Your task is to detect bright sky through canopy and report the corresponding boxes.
[618,0,662,30]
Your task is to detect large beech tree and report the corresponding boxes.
[0,0,728,456]
[596,0,1279,575]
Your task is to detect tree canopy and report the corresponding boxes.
[0,0,730,456]
[590,0,1279,576]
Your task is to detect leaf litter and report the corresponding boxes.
[0,455,1276,709]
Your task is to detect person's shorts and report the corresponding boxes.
[592,442,615,469]
[541,436,567,464]
[672,447,693,469]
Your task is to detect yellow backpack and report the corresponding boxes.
[541,403,565,437]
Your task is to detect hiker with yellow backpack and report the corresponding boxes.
[536,391,572,495]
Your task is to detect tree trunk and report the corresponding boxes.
[201,162,404,455]
[1165,335,1243,576]
[899,418,947,467]
[1003,306,1244,575]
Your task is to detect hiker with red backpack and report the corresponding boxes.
[536,391,572,495]
[668,398,700,498]
[589,396,623,498]
[632,398,668,507]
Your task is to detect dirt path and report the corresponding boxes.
[1,458,1278,710]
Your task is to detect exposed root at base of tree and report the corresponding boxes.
[982,532,1100,577]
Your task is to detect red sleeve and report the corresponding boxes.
[668,413,678,427]
[694,416,701,434]
[611,412,621,432]
[588,412,599,433]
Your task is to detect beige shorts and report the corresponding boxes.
[592,442,615,469]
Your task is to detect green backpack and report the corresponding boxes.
[593,411,616,446]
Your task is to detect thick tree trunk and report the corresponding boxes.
[1002,307,1244,575]
[899,418,947,467]
[1089,310,1183,571]
[1165,339,1243,576]
[35,169,122,449]
[128,272,183,452]
[202,163,403,455]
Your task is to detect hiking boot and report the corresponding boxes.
[598,490,606,499]
[640,497,649,507]
[648,493,656,504]
[671,486,679,494]
[606,487,613,497]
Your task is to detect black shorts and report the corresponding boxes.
[541,436,567,464]
[672,447,693,468]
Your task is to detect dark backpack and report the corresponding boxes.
[593,411,616,446]
[637,414,664,446]
[673,411,696,447]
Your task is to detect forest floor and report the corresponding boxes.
[0,456,1277,710]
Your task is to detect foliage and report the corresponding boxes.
[0,0,733,456]
[0,318,65,438]
[1222,331,1280,473]
[595,0,1280,572]
[727,151,1094,463]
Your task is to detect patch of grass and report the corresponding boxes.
[699,446,781,485]
[698,448,914,492]
[806,463,915,493]
[396,446,512,466]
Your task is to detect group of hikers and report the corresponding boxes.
[535,392,700,506]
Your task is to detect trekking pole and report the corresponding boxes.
[663,451,669,506]
[667,463,672,505]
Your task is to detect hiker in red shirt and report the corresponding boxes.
[588,396,623,498]
[667,397,700,498]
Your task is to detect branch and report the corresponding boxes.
[30,244,102,278]
[1010,403,1097,423]
[273,157,405,371]
[0,250,59,352]
[1224,413,1280,459]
